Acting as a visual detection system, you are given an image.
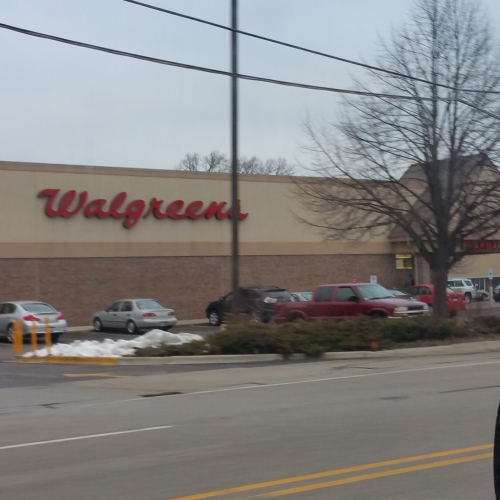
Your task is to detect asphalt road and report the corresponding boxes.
[1,352,499,499]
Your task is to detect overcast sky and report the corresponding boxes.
[1,0,499,171]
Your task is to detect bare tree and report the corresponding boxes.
[239,156,262,174]
[176,152,201,172]
[260,158,295,176]
[203,150,229,172]
[298,0,500,316]
[176,151,295,175]
[176,151,227,172]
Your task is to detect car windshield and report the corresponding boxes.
[299,292,312,301]
[22,303,56,313]
[357,285,394,300]
[390,289,406,296]
[136,300,165,310]
[265,291,294,302]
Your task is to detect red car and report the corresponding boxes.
[405,284,466,313]
[274,283,429,323]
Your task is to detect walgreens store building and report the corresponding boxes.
[0,161,496,326]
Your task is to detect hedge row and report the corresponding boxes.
[134,315,500,358]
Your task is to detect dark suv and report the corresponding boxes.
[205,286,294,326]
[494,285,500,302]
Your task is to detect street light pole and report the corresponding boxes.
[230,0,239,313]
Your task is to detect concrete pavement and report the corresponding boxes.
[1,352,500,499]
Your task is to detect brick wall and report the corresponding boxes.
[0,254,410,326]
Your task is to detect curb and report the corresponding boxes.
[8,340,500,366]
[10,356,118,365]
[118,354,289,365]
[113,340,500,364]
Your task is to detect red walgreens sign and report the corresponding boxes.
[38,189,249,229]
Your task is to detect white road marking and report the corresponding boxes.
[0,425,174,451]
[80,358,500,407]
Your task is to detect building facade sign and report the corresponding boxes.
[462,240,500,253]
[38,189,248,228]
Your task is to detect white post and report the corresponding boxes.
[489,269,494,306]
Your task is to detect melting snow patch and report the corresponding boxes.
[23,330,204,358]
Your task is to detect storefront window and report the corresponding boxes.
[395,253,413,269]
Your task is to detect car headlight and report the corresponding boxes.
[394,306,408,313]
[263,297,277,304]
[422,304,430,311]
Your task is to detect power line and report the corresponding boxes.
[123,0,500,96]
[1,22,500,120]
[0,22,433,101]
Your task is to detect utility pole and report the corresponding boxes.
[230,0,239,313]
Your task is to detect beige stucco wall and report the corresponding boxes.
[0,161,393,258]
[451,254,500,278]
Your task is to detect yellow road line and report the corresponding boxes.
[260,452,493,497]
[170,444,493,500]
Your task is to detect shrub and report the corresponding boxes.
[475,315,500,333]
[134,340,208,357]
[133,314,499,357]
[379,316,468,343]
[206,322,291,355]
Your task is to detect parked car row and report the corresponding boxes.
[0,297,178,343]
[0,279,475,343]
[205,281,470,325]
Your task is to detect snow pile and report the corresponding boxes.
[23,330,204,358]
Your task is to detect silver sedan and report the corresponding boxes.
[92,299,177,334]
[0,301,67,343]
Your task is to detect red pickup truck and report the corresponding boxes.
[274,283,429,323]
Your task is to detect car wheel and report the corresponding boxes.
[370,311,387,319]
[126,320,138,335]
[51,334,61,344]
[464,293,472,304]
[208,310,221,326]
[93,317,103,332]
[261,312,272,324]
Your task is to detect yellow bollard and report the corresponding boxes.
[31,320,37,353]
[45,317,52,353]
[12,320,23,356]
